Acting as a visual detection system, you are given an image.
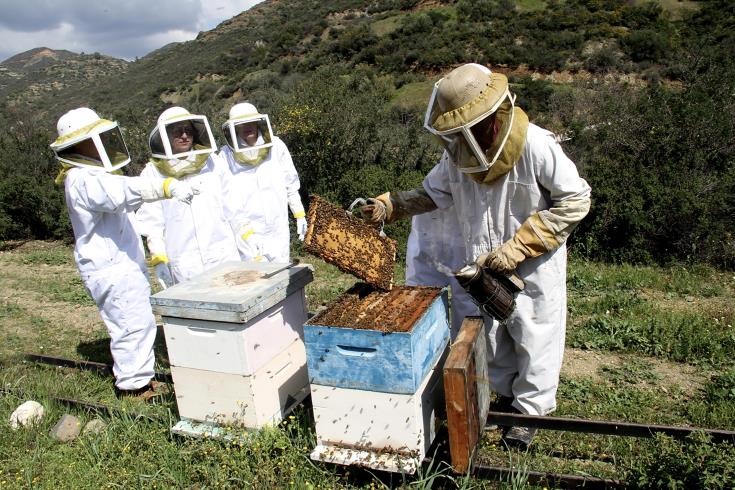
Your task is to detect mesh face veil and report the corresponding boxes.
[423,64,516,174]
[50,108,132,171]
[148,107,217,160]
[221,103,274,166]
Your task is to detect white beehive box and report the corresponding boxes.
[310,345,448,473]
[151,261,312,376]
[171,338,309,427]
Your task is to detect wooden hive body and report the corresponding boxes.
[304,285,450,394]
[150,261,313,428]
[310,347,447,472]
[171,339,309,427]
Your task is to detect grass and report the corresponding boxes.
[370,14,402,37]
[2,240,735,487]
[391,80,435,112]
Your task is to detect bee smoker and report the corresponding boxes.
[454,264,525,321]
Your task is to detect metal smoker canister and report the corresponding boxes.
[454,264,522,321]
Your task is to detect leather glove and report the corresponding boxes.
[476,239,528,275]
[359,192,392,223]
[476,214,557,274]
[296,217,308,241]
[164,178,200,204]
[154,262,174,289]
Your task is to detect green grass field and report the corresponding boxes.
[1,240,735,488]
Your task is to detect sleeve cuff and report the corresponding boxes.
[147,254,169,266]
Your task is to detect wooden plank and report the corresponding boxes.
[443,317,488,473]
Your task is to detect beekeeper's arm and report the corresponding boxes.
[134,167,197,288]
[478,135,591,274]
[72,172,198,214]
[218,162,263,261]
[277,139,308,241]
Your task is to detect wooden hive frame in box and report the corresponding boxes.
[303,195,396,290]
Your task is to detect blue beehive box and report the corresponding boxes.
[304,285,449,394]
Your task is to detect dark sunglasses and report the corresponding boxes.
[168,123,195,138]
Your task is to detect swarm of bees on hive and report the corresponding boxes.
[307,283,441,333]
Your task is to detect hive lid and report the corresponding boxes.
[303,195,396,290]
[150,261,313,323]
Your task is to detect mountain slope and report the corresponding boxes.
[0,47,128,105]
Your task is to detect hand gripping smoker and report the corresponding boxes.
[454,264,525,321]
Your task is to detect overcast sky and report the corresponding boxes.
[0,0,264,63]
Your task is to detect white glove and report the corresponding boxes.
[166,178,200,204]
[154,262,174,289]
[235,221,264,261]
[296,217,308,241]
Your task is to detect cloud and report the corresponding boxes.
[0,0,262,62]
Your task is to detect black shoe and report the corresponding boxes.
[502,426,537,451]
[115,381,170,401]
[490,395,517,413]
[487,395,518,430]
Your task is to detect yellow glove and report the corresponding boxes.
[477,214,556,274]
[477,242,527,274]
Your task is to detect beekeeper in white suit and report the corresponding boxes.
[219,102,307,263]
[360,63,591,449]
[50,107,197,399]
[136,106,240,284]
[405,205,479,339]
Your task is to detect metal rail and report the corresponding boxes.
[486,411,735,443]
[1,387,161,422]
[472,463,622,489]
[21,353,733,487]
[24,353,173,384]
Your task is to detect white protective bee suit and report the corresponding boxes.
[362,64,591,418]
[219,103,306,263]
[423,124,590,416]
[51,108,197,391]
[405,206,479,339]
[136,107,240,283]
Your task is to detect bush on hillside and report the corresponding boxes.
[559,44,735,267]
[0,121,69,241]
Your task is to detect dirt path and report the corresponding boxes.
[563,347,706,395]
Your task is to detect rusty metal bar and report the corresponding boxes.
[1,388,161,422]
[486,411,735,443]
[472,463,623,489]
[24,353,173,384]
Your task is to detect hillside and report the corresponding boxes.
[0,0,712,124]
[0,47,128,106]
[0,0,733,269]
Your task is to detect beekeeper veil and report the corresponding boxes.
[424,64,529,183]
[148,106,216,178]
[50,107,131,172]
[221,102,273,166]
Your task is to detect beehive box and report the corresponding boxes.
[304,284,449,394]
[310,346,447,473]
[303,194,396,290]
[151,261,312,376]
[171,338,309,427]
